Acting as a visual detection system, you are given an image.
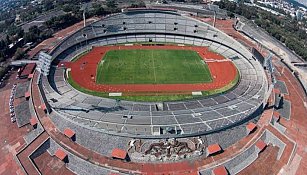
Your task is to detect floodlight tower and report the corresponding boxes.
[263,51,277,107]
[266,52,274,74]
[82,3,88,27]
[36,52,52,84]
[213,11,216,27]
[83,8,86,27]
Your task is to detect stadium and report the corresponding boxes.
[8,8,301,175]
[46,8,267,138]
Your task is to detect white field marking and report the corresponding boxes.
[151,50,157,83]
[225,117,234,124]
[211,98,219,105]
[183,103,188,110]
[192,91,202,96]
[56,104,259,128]
[109,93,122,96]
[203,59,230,63]
[203,121,213,130]
[172,112,184,133]
[100,60,105,66]
[190,110,213,130]
[95,60,104,83]
[196,100,205,108]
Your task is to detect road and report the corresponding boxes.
[237,17,307,88]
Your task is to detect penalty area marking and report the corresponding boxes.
[96,60,105,83]
[109,92,122,97]
[151,50,157,83]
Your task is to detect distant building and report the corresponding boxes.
[204,0,239,2]
[290,13,296,19]
[15,14,21,23]
[296,10,303,20]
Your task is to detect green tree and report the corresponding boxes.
[92,3,107,16]
[13,47,26,60]
[45,14,80,30]
[43,0,55,11]
[216,0,307,60]
[0,66,8,79]
[106,0,119,12]
[129,1,146,8]
[6,35,11,45]
[24,26,41,43]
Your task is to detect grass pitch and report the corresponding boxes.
[96,49,212,84]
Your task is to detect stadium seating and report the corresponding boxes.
[41,10,267,139]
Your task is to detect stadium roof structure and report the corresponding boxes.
[111,148,128,160]
[246,122,257,134]
[273,114,280,122]
[64,128,75,139]
[273,111,280,117]
[207,144,222,155]
[212,166,228,175]
[273,88,281,94]
[28,73,34,79]
[40,103,47,111]
[55,149,67,161]
[255,140,267,152]
[123,7,178,13]
[29,117,37,126]
[25,91,30,99]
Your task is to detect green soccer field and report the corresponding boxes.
[96,49,212,84]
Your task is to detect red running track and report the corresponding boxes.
[63,45,237,92]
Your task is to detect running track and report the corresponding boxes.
[64,45,237,93]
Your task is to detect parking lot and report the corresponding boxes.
[0,69,29,175]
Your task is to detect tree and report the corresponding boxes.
[216,0,307,60]
[129,1,146,8]
[29,26,41,36]
[63,4,75,12]
[0,40,6,50]
[45,14,80,30]
[43,0,55,11]
[7,25,23,37]
[227,11,235,18]
[24,26,41,43]
[0,67,8,79]
[106,0,118,12]
[13,48,26,60]
[92,3,107,16]
[5,35,10,45]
